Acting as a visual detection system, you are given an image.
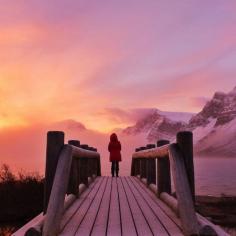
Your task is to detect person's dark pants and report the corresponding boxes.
[111,161,119,177]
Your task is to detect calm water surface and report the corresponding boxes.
[194,157,236,196]
[102,157,236,196]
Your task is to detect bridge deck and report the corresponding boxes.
[59,176,183,236]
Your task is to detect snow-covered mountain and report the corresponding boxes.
[191,87,236,156]
[122,109,193,142]
[189,87,236,129]
[122,86,236,156]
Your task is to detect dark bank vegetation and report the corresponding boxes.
[196,195,236,235]
[0,164,43,227]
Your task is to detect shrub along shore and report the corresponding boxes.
[0,164,43,232]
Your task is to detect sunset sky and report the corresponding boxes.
[0,0,236,133]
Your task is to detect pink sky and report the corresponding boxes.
[0,0,235,132]
[0,1,236,174]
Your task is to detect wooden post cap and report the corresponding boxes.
[157,140,170,147]
[47,131,64,146]
[90,147,97,152]
[68,140,80,147]
[47,131,64,136]
[177,131,193,139]
[87,146,94,151]
[146,144,155,149]
[80,144,89,149]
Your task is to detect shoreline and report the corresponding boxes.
[196,195,236,230]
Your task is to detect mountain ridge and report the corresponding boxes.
[121,86,236,156]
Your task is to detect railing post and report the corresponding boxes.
[139,146,147,179]
[136,159,140,176]
[44,131,64,214]
[176,131,195,203]
[157,140,171,196]
[79,144,89,186]
[131,148,139,176]
[90,148,97,177]
[87,146,94,178]
[94,148,101,176]
[131,159,135,176]
[146,144,156,186]
[67,140,80,196]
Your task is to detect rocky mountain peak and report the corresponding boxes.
[189,87,236,128]
[122,109,187,141]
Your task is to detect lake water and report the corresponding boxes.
[101,157,236,196]
[194,157,236,196]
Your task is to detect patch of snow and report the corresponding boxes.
[158,110,194,122]
[193,118,217,144]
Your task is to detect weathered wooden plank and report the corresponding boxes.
[133,176,182,229]
[60,178,100,231]
[107,178,121,236]
[59,177,105,235]
[91,178,112,236]
[116,178,137,236]
[72,145,100,159]
[120,177,153,236]
[129,177,184,235]
[160,192,179,216]
[43,145,73,236]
[132,144,169,159]
[168,144,200,235]
[75,178,108,235]
[125,177,169,236]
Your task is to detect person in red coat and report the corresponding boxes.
[108,133,122,177]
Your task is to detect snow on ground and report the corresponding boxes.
[194,118,236,156]
[193,118,217,144]
[158,110,194,122]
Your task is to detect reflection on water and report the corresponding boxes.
[194,157,236,196]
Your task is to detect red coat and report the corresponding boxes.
[108,133,122,162]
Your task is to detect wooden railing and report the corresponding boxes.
[131,131,223,236]
[21,131,101,236]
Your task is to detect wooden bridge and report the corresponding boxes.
[13,131,229,236]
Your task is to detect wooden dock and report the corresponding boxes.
[13,131,229,236]
[59,176,183,236]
